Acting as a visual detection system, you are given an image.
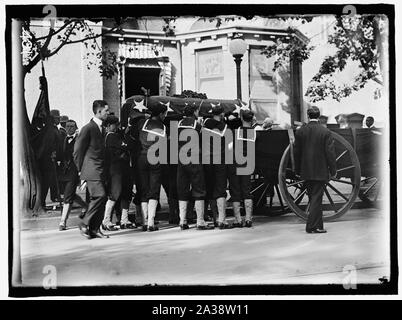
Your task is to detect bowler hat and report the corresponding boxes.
[50,109,60,118]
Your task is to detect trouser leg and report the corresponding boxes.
[306,181,325,231]
[210,199,218,224]
[168,198,179,224]
[83,181,107,233]
[74,194,88,210]
[135,205,142,224]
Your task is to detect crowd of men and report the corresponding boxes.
[37,99,378,240]
[48,100,263,239]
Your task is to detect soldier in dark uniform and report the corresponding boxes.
[102,115,135,231]
[136,103,168,231]
[176,104,212,230]
[228,109,256,228]
[58,120,88,230]
[202,104,232,229]
[126,110,148,229]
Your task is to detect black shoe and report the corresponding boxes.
[232,221,244,228]
[196,224,214,230]
[142,225,148,231]
[148,225,159,232]
[120,223,136,229]
[307,228,327,234]
[59,224,67,231]
[78,222,90,239]
[89,231,110,239]
[245,220,252,228]
[218,223,233,230]
[102,223,118,231]
[180,224,189,230]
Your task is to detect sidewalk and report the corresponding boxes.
[19,206,390,287]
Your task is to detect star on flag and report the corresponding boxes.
[133,99,147,112]
[233,102,249,115]
[159,101,174,113]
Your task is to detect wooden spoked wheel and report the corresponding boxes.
[278,131,361,221]
[250,175,289,216]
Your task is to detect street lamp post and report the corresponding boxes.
[229,37,247,101]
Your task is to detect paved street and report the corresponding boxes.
[17,204,390,288]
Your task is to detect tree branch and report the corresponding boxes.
[23,27,54,75]
[34,19,75,41]
[45,21,78,59]
[62,25,121,45]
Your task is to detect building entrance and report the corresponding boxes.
[124,66,161,98]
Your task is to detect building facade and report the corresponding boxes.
[102,17,307,125]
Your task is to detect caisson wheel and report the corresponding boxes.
[278,131,361,221]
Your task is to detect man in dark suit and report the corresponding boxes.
[294,106,337,233]
[365,116,376,129]
[73,100,110,239]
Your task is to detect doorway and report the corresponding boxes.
[124,66,161,99]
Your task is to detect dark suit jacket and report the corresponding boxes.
[59,135,79,182]
[294,121,337,181]
[73,119,105,181]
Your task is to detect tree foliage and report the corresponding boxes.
[260,28,314,71]
[305,15,383,102]
[21,18,126,77]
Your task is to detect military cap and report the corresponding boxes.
[60,115,69,123]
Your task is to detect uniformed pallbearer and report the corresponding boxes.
[228,109,256,228]
[136,103,168,232]
[202,104,232,229]
[177,103,212,230]
[102,115,135,231]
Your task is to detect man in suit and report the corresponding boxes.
[294,106,337,234]
[73,100,110,239]
[365,116,376,129]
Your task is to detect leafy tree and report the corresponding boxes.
[305,15,388,102]
[19,18,125,215]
